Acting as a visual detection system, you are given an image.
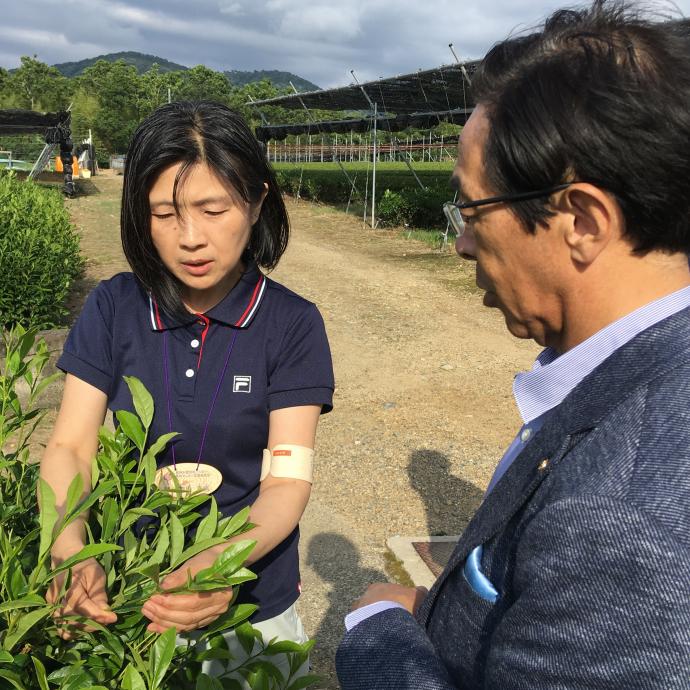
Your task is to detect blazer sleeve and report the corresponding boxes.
[336,607,457,690]
[485,495,690,689]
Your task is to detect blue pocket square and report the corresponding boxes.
[463,545,499,603]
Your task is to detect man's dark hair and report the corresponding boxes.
[472,1,690,253]
[121,100,289,318]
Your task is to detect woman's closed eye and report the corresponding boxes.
[152,212,174,220]
[203,209,228,217]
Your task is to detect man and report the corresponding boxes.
[336,3,690,688]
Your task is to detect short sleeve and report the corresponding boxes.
[267,303,334,413]
[57,283,115,396]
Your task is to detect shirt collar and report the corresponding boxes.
[513,284,690,424]
[149,262,267,331]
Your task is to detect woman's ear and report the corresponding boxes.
[251,183,270,225]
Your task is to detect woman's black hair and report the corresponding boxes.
[120,101,289,318]
[471,1,690,254]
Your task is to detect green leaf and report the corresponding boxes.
[100,497,119,543]
[173,538,231,570]
[147,524,169,567]
[116,410,145,448]
[195,675,224,690]
[195,498,219,543]
[0,668,24,690]
[37,478,58,559]
[218,506,251,539]
[123,529,138,568]
[124,376,154,429]
[169,514,184,567]
[219,679,243,690]
[150,627,177,688]
[199,604,257,640]
[31,656,49,690]
[0,594,46,614]
[144,432,178,462]
[263,639,309,655]
[48,543,121,577]
[64,472,85,520]
[234,622,259,656]
[0,651,13,663]
[119,507,156,533]
[2,606,51,651]
[121,664,146,690]
[286,674,322,690]
[208,540,257,578]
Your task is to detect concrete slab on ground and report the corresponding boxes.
[387,535,459,589]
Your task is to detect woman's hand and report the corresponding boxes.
[141,548,233,634]
[46,556,118,640]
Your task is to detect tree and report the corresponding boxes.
[9,56,72,111]
[175,65,232,103]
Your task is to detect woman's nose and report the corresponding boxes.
[179,216,206,249]
[455,227,477,260]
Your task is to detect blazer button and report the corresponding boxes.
[538,458,549,471]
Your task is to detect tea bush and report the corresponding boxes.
[0,327,317,689]
[273,163,452,229]
[0,172,84,329]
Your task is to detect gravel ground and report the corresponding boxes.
[49,176,540,688]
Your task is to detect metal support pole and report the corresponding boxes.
[371,102,377,228]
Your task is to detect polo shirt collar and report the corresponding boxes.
[149,261,267,331]
[513,284,690,424]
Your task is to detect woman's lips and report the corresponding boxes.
[181,260,212,276]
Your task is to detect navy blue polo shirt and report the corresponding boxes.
[58,262,334,622]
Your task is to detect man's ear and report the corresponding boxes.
[559,183,622,266]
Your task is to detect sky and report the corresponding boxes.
[1,0,689,88]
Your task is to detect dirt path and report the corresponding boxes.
[61,176,540,687]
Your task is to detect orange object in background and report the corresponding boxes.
[54,155,79,175]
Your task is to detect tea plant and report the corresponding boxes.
[0,326,318,689]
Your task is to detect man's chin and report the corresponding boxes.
[482,291,499,308]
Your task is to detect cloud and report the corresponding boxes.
[1,0,689,87]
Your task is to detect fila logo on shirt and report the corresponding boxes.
[233,375,252,393]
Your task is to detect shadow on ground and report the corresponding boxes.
[407,449,484,538]
[306,532,387,686]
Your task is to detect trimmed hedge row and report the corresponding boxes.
[0,172,84,328]
[273,164,452,229]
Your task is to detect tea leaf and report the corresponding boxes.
[170,514,184,567]
[116,410,145,448]
[31,656,50,690]
[37,478,58,559]
[121,664,146,690]
[123,529,138,568]
[0,651,13,663]
[173,537,231,570]
[234,622,259,656]
[144,432,178,462]
[286,674,322,690]
[150,627,177,688]
[218,506,252,539]
[2,606,51,651]
[48,543,121,577]
[0,594,46,613]
[199,604,257,641]
[124,376,154,429]
[0,668,24,690]
[64,472,85,520]
[196,675,224,690]
[209,540,257,577]
[147,524,170,567]
[195,498,219,543]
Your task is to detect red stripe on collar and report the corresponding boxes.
[234,273,265,327]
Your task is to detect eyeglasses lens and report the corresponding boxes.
[442,203,465,237]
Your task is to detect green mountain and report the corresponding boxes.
[53,51,188,77]
[51,52,320,91]
[225,70,319,92]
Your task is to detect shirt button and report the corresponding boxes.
[520,428,531,442]
[185,369,195,378]
[191,339,200,348]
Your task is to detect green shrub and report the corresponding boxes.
[272,163,452,229]
[0,172,84,329]
[377,190,413,227]
[0,327,317,689]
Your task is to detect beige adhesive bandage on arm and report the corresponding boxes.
[260,444,314,483]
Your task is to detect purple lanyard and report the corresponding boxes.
[162,326,239,470]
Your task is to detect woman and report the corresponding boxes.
[40,101,334,677]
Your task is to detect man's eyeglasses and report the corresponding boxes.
[442,183,573,237]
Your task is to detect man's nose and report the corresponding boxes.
[455,227,477,260]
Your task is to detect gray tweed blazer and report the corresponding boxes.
[336,307,690,689]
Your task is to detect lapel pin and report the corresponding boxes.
[538,458,550,471]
